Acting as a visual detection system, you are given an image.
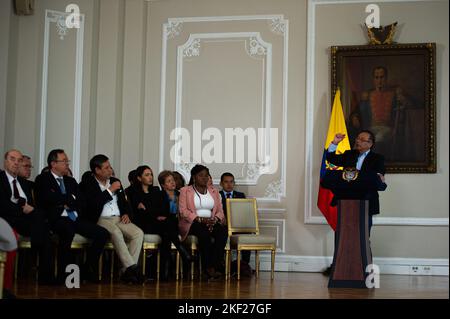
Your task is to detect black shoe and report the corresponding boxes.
[178,245,194,263]
[322,266,332,277]
[2,288,17,299]
[121,265,142,284]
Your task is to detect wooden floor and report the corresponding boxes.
[11,272,449,299]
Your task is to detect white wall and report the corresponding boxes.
[0,0,448,274]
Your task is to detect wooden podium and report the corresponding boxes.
[328,199,373,288]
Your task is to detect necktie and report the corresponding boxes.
[12,179,26,206]
[226,192,232,198]
[57,177,76,221]
[12,179,20,199]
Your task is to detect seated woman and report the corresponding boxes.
[178,164,228,280]
[127,165,191,280]
[172,171,186,191]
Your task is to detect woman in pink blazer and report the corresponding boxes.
[178,164,227,279]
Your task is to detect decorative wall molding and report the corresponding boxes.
[306,215,449,226]
[39,10,84,180]
[159,15,289,203]
[252,254,449,276]
[165,21,182,39]
[304,0,448,227]
[268,17,286,35]
[174,32,273,189]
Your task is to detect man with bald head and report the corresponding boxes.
[0,149,56,285]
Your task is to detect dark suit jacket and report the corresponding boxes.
[34,171,86,224]
[326,149,386,215]
[126,185,169,232]
[0,170,35,224]
[220,190,246,218]
[79,175,132,223]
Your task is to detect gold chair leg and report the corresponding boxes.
[255,250,260,278]
[271,249,275,280]
[176,251,180,281]
[142,249,146,277]
[156,250,160,281]
[110,251,114,282]
[99,254,103,281]
[0,257,4,299]
[191,250,195,281]
[225,250,230,280]
[237,250,241,281]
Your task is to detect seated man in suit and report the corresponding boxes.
[79,154,144,284]
[219,172,252,275]
[34,149,109,283]
[18,155,33,181]
[0,149,55,285]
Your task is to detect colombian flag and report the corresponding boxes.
[317,89,351,230]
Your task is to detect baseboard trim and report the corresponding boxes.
[250,254,449,276]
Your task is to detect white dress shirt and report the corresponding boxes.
[327,143,371,170]
[96,178,121,217]
[5,171,27,204]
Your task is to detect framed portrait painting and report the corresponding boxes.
[331,43,436,173]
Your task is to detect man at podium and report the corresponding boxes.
[324,130,388,288]
[326,130,386,234]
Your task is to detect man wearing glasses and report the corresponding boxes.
[326,130,386,233]
[34,149,109,284]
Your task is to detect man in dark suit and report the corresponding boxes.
[219,173,246,216]
[34,149,109,283]
[326,130,386,232]
[79,154,144,284]
[0,149,55,285]
[323,130,386,276]
[219,172,252,273]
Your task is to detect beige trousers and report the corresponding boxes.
[98,216,143,270]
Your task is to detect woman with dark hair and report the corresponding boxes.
[172,171,186,191]
[179,164,227,280]
[127,165,191,280]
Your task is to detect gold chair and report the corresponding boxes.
[0,251,6,299]
[142,234,162,280]
[182,235,199,280]
[99,241,115,281]
[225,198,276,280]
[14,235,38,281]
[142,235,186,281]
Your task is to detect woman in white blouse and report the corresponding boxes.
[178,165,227,279]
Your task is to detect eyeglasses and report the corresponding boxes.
[356,137,372,143]
[55,160,71,164]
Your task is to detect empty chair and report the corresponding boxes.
[225,198,276,280]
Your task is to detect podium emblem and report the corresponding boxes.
[342,167,359,182]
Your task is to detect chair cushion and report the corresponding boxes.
[184,235,198,245]
[17,235,30,242]
[230,234,276,246]
[72,234,91,244]
[144,234,162,244]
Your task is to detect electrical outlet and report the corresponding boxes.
[410,266,419,274]
[410,265,433,275]
[421,266,432,275]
